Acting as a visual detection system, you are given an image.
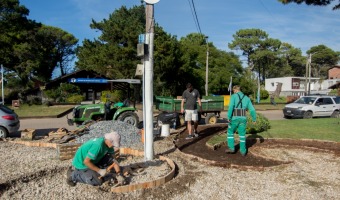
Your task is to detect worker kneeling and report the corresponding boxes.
[66,131,125,186]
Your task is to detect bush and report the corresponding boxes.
[101,90,125,103]
[67,95,84,104]
[246,112,270,134]
[27,95,42,105]
[260,89,269,100]
[44,83,81,103]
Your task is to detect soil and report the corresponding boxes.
[174,124,340,169]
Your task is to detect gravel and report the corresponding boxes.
[75,121,144,150]
[0,123,339,199]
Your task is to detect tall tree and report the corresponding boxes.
[228,29,269,70]
[1,0,78,90]
[278,43,305,77]
[278,0,340,10]
[31,25,78,80]
[307,45,340,78]
[76,5,183,97]
[0,0,41,88]
[76,5,145,79]
[250,38,282,82]
[180,33,243,95]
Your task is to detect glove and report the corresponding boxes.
[116,174,126,185]
[98,169,107,177]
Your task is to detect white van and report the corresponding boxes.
[283,96,340,119]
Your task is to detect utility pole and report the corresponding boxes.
[308,54,312,95]
[143,0,159,161]
[1,65,3,104]
[304,56,308,96]
[205,36,209,96]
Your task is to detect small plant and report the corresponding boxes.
[67,95,84,104]
[246,112,270,134]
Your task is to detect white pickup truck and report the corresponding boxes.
[283,95,340,119]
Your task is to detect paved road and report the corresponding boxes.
[17,109,284,137]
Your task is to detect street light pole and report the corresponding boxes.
[308,54,312,95]
[205,36,209,96]
[143,0,159,161]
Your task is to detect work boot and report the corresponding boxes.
[66,167,76,187]
[225,149,235,154]
[185,134,194,140]
[193,130,199,137]
[241,151,247,157]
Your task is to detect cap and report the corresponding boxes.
[104,131,121,148]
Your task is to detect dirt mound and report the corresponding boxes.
[175,124,340,170]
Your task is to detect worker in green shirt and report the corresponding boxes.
[226,85,256,156]
[66,131,124,186]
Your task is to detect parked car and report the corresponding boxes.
[0,104,20,138]
[283,95,340,119]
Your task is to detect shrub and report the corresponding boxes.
[101,90,125,103]
[27,95,42,105]
[246,112,270,134]
[44,83,81,103]
[260,89,269,100]
[67,95,84,104]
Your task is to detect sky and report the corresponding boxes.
[20,0,340,64]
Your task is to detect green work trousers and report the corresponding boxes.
[227,117,247,155]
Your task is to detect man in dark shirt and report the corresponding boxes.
[181,83,202,140]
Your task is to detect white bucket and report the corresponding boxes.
[160,124,170,137]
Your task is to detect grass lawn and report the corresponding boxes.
[256,118,340,142]
[10,104,74,117]
[209,118,340,145]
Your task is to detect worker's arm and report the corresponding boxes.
[247,99,256,122]
[197,98,202,112]
[83,157,100,172]
[227,95,235,120]
[181,98,185,113]
[108,161,121,174]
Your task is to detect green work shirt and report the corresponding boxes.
[227,91,256,122]
[72,137,114,170]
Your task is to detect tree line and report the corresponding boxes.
[1,0,339,101]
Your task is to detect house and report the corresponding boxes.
[328,65,340,79]
[265,65,340,97]
[265,77,340,97]
[44,69,141,102]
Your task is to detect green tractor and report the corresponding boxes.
[67,100,139,127]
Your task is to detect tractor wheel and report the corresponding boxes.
[205,113,217,124]
[303,111,313,119]
[118,111,139,127]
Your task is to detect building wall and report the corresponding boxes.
[328,66,340,79]
[265,77,339,97]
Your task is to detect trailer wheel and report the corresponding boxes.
[118,111,139,127]
[205,113,217,124]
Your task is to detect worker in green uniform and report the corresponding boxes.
[226,85,256,156]
[66,131,124,186]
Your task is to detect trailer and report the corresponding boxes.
[155,96,224,125]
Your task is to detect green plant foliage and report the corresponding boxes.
[27,96,42,106]
[66,95,84,104]
[246,112,270,134]
[101,90,126,103]
[260,89,269,100]
[44,83,81,102]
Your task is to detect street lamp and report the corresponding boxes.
[205,36,209,96]
[143,0,160,161]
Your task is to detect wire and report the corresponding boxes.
[187,0,202,34]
